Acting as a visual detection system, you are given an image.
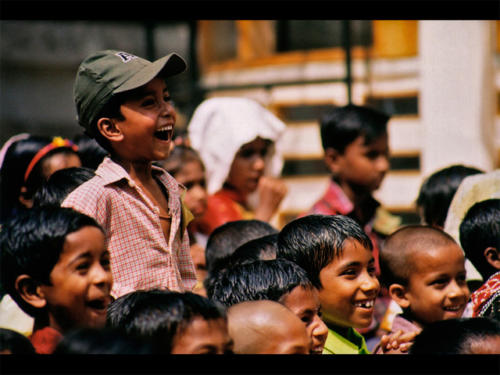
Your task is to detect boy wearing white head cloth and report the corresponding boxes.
[187,97,287,235]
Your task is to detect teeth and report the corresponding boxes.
[354,300,374,308]
[157,125,172,132]
[444,305,461,311]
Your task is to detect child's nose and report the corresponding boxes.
[253,155,265,171]
[377,155,390,173]
[448,280,469,299]
[360,273,380,294]
[313,316,328,338]
[92,265,113,287]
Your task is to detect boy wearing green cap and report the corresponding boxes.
[62,50,196,298]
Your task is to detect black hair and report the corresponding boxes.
[206,258,313,308]
[53,327,153,354]
[277,214,372,289]
[73,133,108,170]
[0,328,35,354]
[0,206,103,317]
[459,199,500,281]
[205,219,278,273]
[106,290,226,353]
[320,104,389,153]
[158,145,205,177]
[0,135,79,222]
[32,167,95,208]
[416,164,484,227]
[409,317,500,354]
[231,233,278,263]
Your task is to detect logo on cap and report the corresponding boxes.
[115,52,138,63]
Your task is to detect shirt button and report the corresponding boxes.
[128,180,135,188]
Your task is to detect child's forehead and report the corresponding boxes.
[123,77,168,99]
[409,243,464,272]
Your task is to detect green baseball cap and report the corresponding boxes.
[74,49,187,136]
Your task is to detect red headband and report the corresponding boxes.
[24,137,79,183]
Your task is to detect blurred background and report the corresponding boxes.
[1,20,499,227]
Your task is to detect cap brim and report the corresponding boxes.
[114,53,187,94]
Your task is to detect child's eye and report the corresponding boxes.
[141,98,156,107]
[431,278,448,287]
[184,182,194,190]
[76,262,90,271]
[163,95,172,103]
[101,256,111,269]
[300,315,313,325]
[341,268,357,277]
[239,149,255,159]
[317,310,322,318]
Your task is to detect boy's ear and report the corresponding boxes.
[15,275,47,309]
[97,117,124,143]
[324,148,342,174]
[388,284,410,309]
[484,247,500,270]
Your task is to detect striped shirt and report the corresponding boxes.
[62,157,196,298]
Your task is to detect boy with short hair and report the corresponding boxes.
[306,104,401,275]
[459,199,500,320]
[379,225,470,337]
[107,289,233,354]
[227,300,310,354]
[0,207,113,354]
[62,50,196,298]
[205,258,328,354]
[277,214,380,354]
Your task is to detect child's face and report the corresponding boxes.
[333,133,389,193]
[175,160,207,218]
[226,137,272,196]
[113,77,176,162]
[318,239,380,329]
[403,244,470,328]
[170,317,233,354]
[41,153,82,179]
[281,285,328,354]
[39,226,113,333]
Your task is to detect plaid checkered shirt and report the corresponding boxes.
[62,157,197,298]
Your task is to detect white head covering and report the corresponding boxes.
[443,169,500,282]
[187,97,286,195]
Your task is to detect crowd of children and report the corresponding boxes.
[0,49,499,357]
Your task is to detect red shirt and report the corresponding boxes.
[195,187,253,235]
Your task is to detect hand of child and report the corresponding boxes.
[376,330,418,354]
[254,176,288,222]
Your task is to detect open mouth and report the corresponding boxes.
[86,299,108,312]
[353,299,375,309]
[154,125,173,141]
[443,305,463,312]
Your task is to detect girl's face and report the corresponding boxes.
[225,137,272,196]
[174,160,207,218]
[42,152,82,179]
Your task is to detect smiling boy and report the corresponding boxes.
[62,50,196,298]
[0,207,113,354]
[278,214,380,354]
[379,225,470,336]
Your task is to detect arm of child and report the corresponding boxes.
[254,176,287,222]
[374,330,419,354]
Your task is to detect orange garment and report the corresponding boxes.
[195,187,253,235]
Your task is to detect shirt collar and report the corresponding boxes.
[95,157,176,188]
[322,326,369,354]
